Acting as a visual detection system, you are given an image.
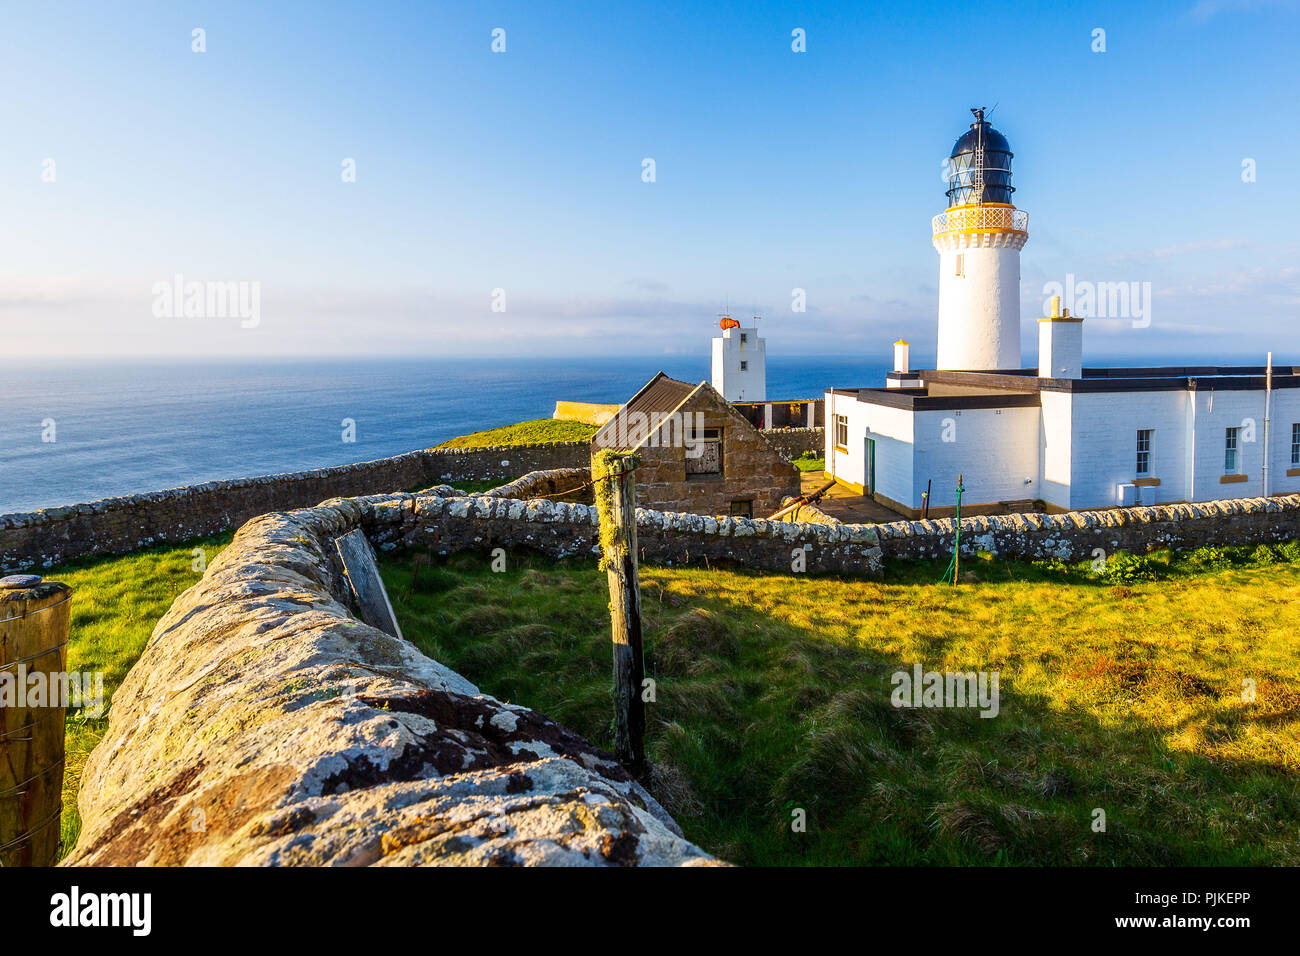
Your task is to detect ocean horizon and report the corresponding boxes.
[0,352,1279,515]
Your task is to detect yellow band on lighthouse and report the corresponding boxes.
[932,205,1028,241]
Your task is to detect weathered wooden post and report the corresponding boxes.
[592,450,646,777]
[0,574,73,867]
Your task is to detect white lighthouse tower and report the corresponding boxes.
[932,108,1028,370]
[711,311,766,402]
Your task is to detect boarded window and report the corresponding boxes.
[687,427,722,475]
[730,500,753,518]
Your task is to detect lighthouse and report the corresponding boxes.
[933,108,1028,370]
[710,311,766,402]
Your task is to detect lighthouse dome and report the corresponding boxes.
[945,108,1015,206]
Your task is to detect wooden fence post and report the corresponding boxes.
[593,451,646,777]
[0,574,73,867]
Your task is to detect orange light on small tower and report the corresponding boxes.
[719,316,740,331]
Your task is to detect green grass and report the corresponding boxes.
[791,452,825,472]
[49,531,1300,866]
[50,476,494,857]
[435,418,598,449]
[381,546,1300,866]
[44,532,233,857]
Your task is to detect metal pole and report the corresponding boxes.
[953,474,964,585]
[1264,352,1272,498]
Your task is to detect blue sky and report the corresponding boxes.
[2,0,1297,363]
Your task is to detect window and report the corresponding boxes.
[1225,427,1240,473]
[729,500,753,518]
[954,253,964,277]
[687,427,722,476]
[1291,423,1300,466]
[740,333,748,344]
[834,414,848,449]
[740,361,748,371]
[1136,429,1153,475]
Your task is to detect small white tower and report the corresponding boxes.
[1038,295,1084,379]
[893,339,910,374]
[710,312,766,402]
[933,108,1028,371]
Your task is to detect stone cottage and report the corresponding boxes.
[592,372,801,518]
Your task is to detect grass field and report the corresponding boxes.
[46,509,1300,865]
[49,532,234,856]
[48,482,501,857]
[380,545,1300,866]
[435,418,598,448]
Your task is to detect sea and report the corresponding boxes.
[0,352,1270,515]
[0,356,885,515]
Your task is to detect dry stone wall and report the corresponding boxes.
[65,493,718,867]
[484,468,593,504]
[0,442,590,572]
[368,491,886,577]
[762,427,824,461]
[370,492,1300,573]
[873,496,1300,562]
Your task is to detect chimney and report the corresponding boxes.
[893,339,910,374]
[1038,296,1083,379]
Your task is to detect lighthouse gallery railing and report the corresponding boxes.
[932,206,1028,238]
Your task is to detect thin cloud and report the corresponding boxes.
[1185,0,1299,22]
[1103,239,1250,263]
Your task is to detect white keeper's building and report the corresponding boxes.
[826,109,1297,518]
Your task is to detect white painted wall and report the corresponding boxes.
[935,243,1022,370]
[830,383,1300,514]
[1038,390,1073,510]
[1265,390,1300,496]
[711,327,766,402]
[914,406,1040,509]
[825,390,866,490]
[1038,319,1083,379]
[860,402,916,506]
[1055,386,1300,507]
[1188,389,1267,501]
[1066,391,1189,507]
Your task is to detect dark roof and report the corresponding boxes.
[828,366,1300,408]
[828,386,1041,412]
[593,372,701,450]
[624,372,697,416]
[951,122,1012,158]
